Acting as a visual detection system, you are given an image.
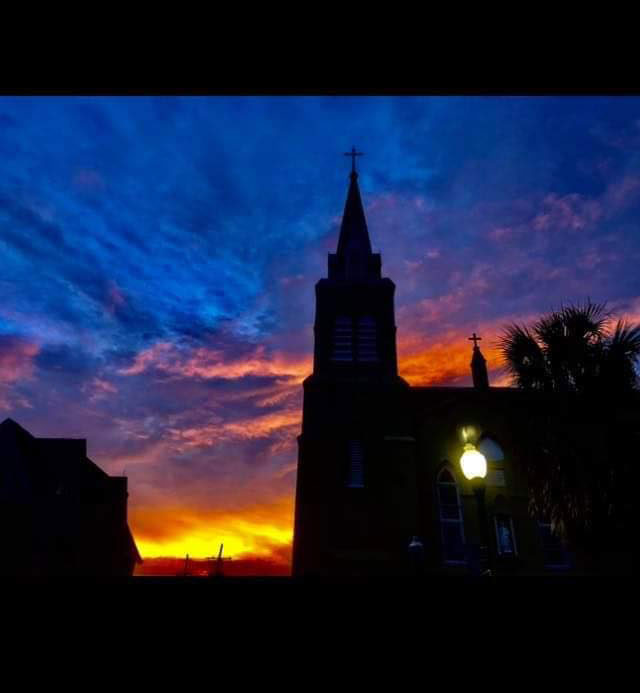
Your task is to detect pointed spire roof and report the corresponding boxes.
[336,163,372,258]
[468,333,490,390]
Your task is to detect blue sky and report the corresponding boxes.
[1,96,639,560]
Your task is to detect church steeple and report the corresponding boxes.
[328,148,381,282]
[312,149,399,382]
[469,333,490,390]
[336,168,372,258]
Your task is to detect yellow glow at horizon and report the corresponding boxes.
[135,520,293,560]
[460,444,487,480]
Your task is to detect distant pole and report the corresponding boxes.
[183,554,189,576]
[216,543,224,577]
[205,543,232,578]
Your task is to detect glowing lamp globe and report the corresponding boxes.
[460,444,487,481]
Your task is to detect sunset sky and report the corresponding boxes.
[1,96,639,572]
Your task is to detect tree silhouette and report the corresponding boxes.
[499,301,640,394]
[499,301,638,571]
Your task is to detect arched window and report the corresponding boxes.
[478,437,506,487]
[436,466,466,565]
[477,437,504,462]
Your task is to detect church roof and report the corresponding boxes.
[0,417,34,440]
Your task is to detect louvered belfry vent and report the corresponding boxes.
[347,440,365,488]
[331,316,354,362]
[357,316,378,362]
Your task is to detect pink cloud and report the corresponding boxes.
[279,274,305,287]
[118,341,311,383]
[612,296,640,324]
[403,259,423,274]
[84,377,119,403]
[0,336,40,411]
[105,280,126,315]
[118,341,176,376]
[603,175,640,212]
[398,264,492,334]
[167,409,301,451]
[532,193,602,232]
[488,226,516,241]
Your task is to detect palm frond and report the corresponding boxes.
[601,320,640,391]
[498,323,548,389]
[559,300,609,342]
[608,320,640,357]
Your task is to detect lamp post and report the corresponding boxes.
[459,443,493,576]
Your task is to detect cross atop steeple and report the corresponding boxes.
[335,150,372,260]
[344,146,364,175]
[468,332,482,348]
[468,333,489,390]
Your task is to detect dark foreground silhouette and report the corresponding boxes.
[0,418,141,577]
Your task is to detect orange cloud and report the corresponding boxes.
[397,298,640,388]
[167,409,301,450]
[397,312,530,387]
[118,341,311,383]
[399,330,505,386]
[129,496,294,563]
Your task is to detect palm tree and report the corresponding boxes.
[499,301,640,394]
[499,301,639,570]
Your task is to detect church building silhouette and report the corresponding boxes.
[292,151,579,577]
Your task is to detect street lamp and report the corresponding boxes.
[459,443,492,575]
[460,443,487,480]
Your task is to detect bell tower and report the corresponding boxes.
[292,150,417,577]
[312,148,400,383]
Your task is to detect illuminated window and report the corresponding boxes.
[437,467,466,565]
[346,440,364,488]
[356,316,378,362]
[331,316,353,362]
[494,514,517,557]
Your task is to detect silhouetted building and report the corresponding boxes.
[292,160,636,577]
[0,418,142,577]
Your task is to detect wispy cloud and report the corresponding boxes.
[1,96,639,565]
